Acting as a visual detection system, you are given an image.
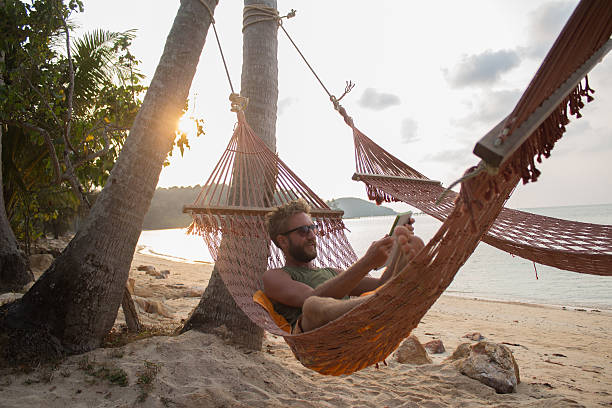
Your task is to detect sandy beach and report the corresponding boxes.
[1,251,610,407]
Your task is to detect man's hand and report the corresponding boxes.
[362,235,395,270]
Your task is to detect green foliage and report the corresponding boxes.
[0,0,144,248]
[77,355,129,387]
[136,360,161,402]
[137,360,160,385]
[1,1,207,249]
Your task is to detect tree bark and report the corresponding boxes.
[242,0,278,151]
[121,287,141,333]
[0,0,218,365]
[0,50,33,294]
[180,0,278,350]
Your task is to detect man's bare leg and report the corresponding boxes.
[300,295,372,332]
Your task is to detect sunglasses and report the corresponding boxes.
[281,224,319,237]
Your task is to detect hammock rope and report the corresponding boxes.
[346,2,612,276]
[186,110,358,337]
[197,0,236,95]
[243,5,297,31]
[244,5,361,114]
[186,0,612,375]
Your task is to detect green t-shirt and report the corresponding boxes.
[271,266,339,328]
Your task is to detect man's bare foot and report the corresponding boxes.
[388,225,425,278]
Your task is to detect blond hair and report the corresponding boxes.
[266,199,311,246]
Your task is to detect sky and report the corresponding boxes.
[73,1,612,211]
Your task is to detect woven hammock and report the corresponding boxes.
[351,132,612,276]
[186,0,612,375]
[186,111,359,336]
[344,3,612,277]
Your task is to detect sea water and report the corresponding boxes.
[138,204,612,310]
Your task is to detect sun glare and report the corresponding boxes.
[177,114,197,136]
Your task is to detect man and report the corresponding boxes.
[263,199,425,334]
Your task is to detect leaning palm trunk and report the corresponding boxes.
[0,0,218,364]
[0,123,32,293]
[181,0,278,350]
[0,50,32,293]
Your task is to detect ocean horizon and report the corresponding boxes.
[137,203,612,311]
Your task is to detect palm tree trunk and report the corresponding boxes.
[242,0,278,151]
[0,48,32,294]
[0,0,219,365]
[180,0,278,350]
[0,123,33,294]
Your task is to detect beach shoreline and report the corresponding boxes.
[120,252,612,407]
[1,250,609,407]
[439,292,612,314]
[137,246,612,313]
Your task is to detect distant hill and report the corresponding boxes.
[143,183,237,230]
[327,197,396,219]
[143,187,395,230]
[143,186,201,230]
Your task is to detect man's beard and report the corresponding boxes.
[288,238,317,263]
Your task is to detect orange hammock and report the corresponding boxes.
[186,0,612,375]
[341,5,612,277]
[350,130,612,276]
[186,111,358,336]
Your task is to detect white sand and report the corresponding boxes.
[0,252,610,407]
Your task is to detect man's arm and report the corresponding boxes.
[263,236,393,308]
[348,247,403,295]
[349,224,425,295]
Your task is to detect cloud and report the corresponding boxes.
[471,89,522,124]
[425,147,472,165]
[421,146,479,183]
[565,119,612,155]
[594,60,612,88]
[522,1,576,59]
[453,89,522,130]
[444,50,521,88]
[278,97,295,115]
[400,118,419,143]
[357,88,401,110]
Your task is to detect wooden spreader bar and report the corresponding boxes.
[473,38,612,168]
[352,172,442,185]
[183,205,344,218]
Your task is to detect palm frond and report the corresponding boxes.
[71,29,141,99]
